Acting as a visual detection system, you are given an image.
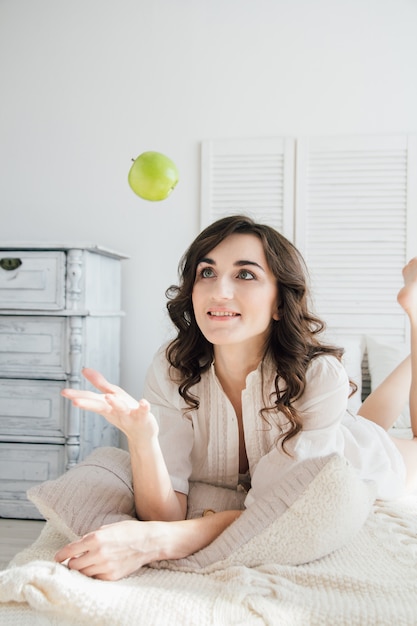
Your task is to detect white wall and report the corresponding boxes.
[1,0,416,399]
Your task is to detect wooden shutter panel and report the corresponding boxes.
[200,137,295,239]
[295,134,417,342]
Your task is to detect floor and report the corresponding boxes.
[0,518,45,570]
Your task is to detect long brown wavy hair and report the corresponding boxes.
[166,215,350,451]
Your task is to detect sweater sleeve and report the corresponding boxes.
[142,346,194,495]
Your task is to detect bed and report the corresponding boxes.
[1,335,417,625]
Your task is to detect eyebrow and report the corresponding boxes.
[198,257,266,272]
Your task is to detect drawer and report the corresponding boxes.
[0,316,68,378]
[0,250,66,310]
[0,379,66,441]
[0,443,65,519]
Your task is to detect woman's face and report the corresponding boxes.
[192,233,279,351]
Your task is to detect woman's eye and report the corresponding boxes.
[201,267,215,278]
[238,269,255,280]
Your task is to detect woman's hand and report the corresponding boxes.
[64,369,185,522]
[55,511,242,581]
[54,520,164,581]
[61,368,158,441]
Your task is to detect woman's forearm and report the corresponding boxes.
[129,436,187,521]
[55,510,243,580]
[156,510,242,561]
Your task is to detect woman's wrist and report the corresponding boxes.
[127,431,160,453]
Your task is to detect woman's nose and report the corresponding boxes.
[211,276,233,299]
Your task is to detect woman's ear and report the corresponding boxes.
[272,310,280,321]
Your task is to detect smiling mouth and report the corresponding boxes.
[208,311,240,317]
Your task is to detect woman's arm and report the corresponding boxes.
[127,419,188,521]
[61,368,187,522]
[55,510,242,581]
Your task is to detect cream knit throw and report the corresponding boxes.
[2,498,417,625]
[0,457,417,626]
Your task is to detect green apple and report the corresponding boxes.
[128,151,179,201]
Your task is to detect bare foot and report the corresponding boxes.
[397,257,417,321]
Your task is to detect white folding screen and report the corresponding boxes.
[200,137,295,239]
[295,134,417,342]
[200,134,416,343]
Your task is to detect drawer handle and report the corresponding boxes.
[0,257,22,271]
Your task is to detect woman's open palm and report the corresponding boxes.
[61,368,158,440]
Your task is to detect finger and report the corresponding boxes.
[69,398,114,415]
[137,398,150,413]
[77,564,111,579]
[55,532,99,563]
[82,368,121,395]
[61,389,105,401]
[130,398,151,418]
[67,553,99,573]
[65,551,117,579]
[76,562,123,581]
[55,542,86,563]
[104,394,139,413]
[61,390,113,414]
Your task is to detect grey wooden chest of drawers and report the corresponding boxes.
[0,243,127,519]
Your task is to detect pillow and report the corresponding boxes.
[366,336,410,429]
[27,447,137,540]
[28,450,375,571]
[27,447,247,539]
[155,454,376,573]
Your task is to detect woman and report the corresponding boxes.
[55,215,417,580]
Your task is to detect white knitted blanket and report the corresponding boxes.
[1,494,417,625]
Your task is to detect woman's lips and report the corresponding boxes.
[207,311,240,318]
